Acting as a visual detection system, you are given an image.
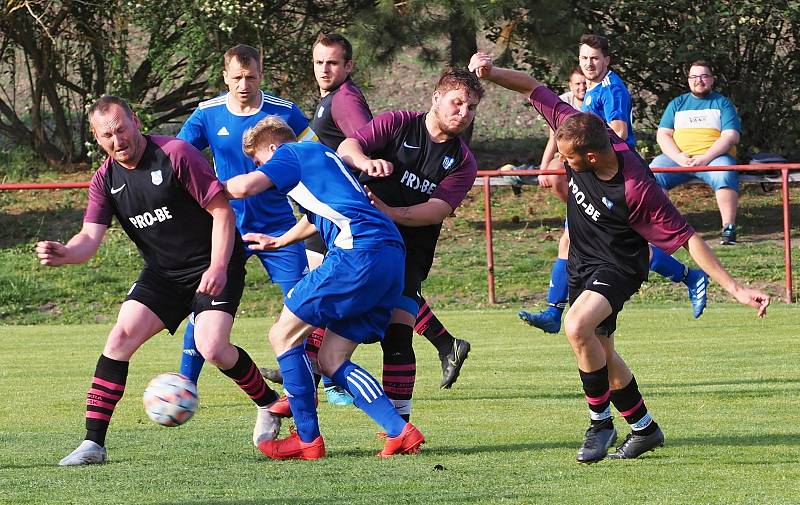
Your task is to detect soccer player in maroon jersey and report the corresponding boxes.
[469,53,769,462]
[36,96,280,466]
[337,67,483,420]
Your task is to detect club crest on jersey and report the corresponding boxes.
[602,196,614,209]
[442,156,455,171]
[151,170,163,186]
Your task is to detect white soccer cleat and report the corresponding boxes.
[59,440,108,466]
[253,406,281,447]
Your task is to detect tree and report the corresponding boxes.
[0,0,371,168]
[571,0,800,158]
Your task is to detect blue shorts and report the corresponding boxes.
[651,153,739,192]
[245,241,308,285]
[285,244,405,344]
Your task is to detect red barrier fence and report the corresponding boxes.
[2,163,797,303]
[476,164,799,304]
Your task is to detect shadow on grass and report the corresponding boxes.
[0,208,84,248]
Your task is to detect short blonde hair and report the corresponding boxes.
[242,116,297,157]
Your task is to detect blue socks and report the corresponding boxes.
[649,245,687,283]
[547,258,569,312]
[332,360,406,438]
[277,345,320,442]
[179,314,205,384]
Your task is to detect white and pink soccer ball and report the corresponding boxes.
[142,372,198,427]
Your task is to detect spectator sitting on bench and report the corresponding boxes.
[651,59,741,245]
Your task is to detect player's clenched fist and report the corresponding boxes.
[35,240,68,267]
[468,52,493,79]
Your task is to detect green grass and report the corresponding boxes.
[1,307,799,504]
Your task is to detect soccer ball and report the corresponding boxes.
[142,372,198,427]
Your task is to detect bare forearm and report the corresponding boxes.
[209,209,236,270]
[337,138,370,172]
[384,201,451,227]
[482,66,543,97]
[541,130,558,168]
[700,133,738,162]
[279,216,318,246]
[656,130,683,160]
[684,234,738,293]
[609,119,628,141]
[62,232,103,264]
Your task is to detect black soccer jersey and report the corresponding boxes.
[354,110,477,249]
[84,135,245,283]
[529,86,694,282]
[312,78,372,150]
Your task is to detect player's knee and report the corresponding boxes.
[103,325,142,360]
[193,339,226,364]
[563,313,593,346]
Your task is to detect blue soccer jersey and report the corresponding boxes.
[258,142,404,251]
[178,91,317,237]
[582,70,636,150]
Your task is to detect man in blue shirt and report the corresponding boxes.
[225,116,425,460]
[651,60,741,245]
[520,34,709,334]
[175,44,316,388]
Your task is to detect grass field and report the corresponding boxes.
[2,307,799,505]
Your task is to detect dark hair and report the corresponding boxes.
[579,34,610,57]
[688,59,713,75]
[242,116,297,157]
[435,67,484,100]
[87,95,134,120]
[569,65,584,79]
[555,113,611,154]
[314,33,353,62]
[224,44,261,70]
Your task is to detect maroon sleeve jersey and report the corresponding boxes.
[529,86,694,281]
[353,110,477,250]
[84,135,244,283]
[312,78,373,150]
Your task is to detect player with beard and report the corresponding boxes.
[336,67,483,421]
[470,52,769,462]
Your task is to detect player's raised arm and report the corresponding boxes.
[337,137,393,177]
[224,171,274,199]
[35,222,108,267]
[468,52,544,97]
[683,235,770,317]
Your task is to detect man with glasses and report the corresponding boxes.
[651,60,742,245]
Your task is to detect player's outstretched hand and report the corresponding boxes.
[363,159,393,177]
[468,52,493,78]
[198,265,227,297]
[364,185,390,215]
[242,232,285,251]
[732,286,770,318]
[35,240,68,267]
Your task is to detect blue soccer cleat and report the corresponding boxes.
[684,268,708,318]
[324,385,354,406]
[518,307,562,334]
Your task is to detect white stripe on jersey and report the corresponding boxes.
[288,181,355,249]
[673,108,722,130]
[262,91,294,109]
[347,368,381,402]
[198,95,227,110]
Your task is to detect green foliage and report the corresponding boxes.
[572,0,800,158]
[2,309,800,503]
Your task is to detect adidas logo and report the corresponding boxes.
[217,126,229,136]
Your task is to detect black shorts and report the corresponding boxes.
[304,232,328,256]
[124,258,246,334]
[401,243,436,309]
[568,267,642,336]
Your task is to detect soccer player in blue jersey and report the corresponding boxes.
[175,45,320,396]
[519,34,709,334]
[224,116,424,459]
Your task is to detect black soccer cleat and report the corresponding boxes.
[607,426,665,460]
[440,339,471,389]
[259,367,284,384]
[577,419,617,464]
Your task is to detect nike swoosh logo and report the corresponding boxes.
[403,141,420,149]
[592,280,611,286]
[110,184,126,194]
[210,300,229,306]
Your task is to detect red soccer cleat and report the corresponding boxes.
[378,423,425,457]
[267,394,319,418]
[258,430,326,460]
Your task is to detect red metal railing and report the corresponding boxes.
[476,164,799,304]
[2,163,797,303]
